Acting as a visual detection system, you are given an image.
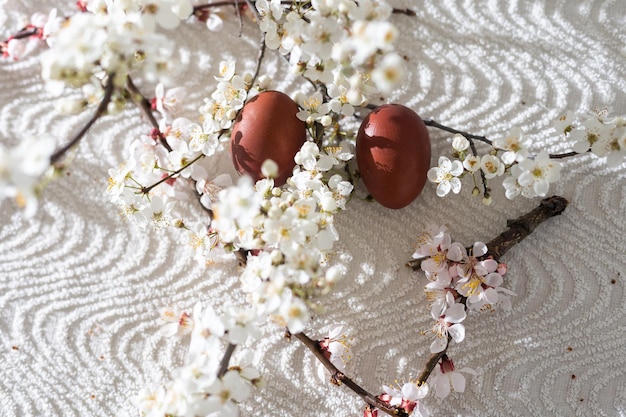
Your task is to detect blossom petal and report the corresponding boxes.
[430,337,447,353]
[472,242,487,257]
[450,372,466,393]
[433,374,451,399]
[448,323,465,343]
[436,181,451,197]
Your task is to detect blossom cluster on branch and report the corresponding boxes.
[428,109,626,203]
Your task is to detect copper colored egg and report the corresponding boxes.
[356,104,431,209]
[230,91,307,186]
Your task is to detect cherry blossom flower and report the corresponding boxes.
[317,326,352,381]
[201,370,251,416]
[430,299,466,353]
[153,83,186,121]
[480,154,504,179]
[159,306,194,337]
[0,136,55,217]
[452,134,470,152]
[493,127,530,164]
[427,156,463,197]
[295,91,332,125]
[516,151,561,197]
[377,381,429,417]
[462,154,481,173]
[431,357,477,399]
[371,52,405,94]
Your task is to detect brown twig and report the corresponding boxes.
[9,27,40,41]
[218,343,238,377]
[50,74,115,165]
[422,119,492,146]
[484,195,568,260]
[293,332,408,417]
[392,8,417,16]
[416,336,451,385]
[125,76,173,152]
[140,153,205,195]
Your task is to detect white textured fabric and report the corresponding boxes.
[1,1,626,416]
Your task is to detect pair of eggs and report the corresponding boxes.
[230,91,431,209]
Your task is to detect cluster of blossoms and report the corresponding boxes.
[39,0,194,109]
[558,109,626,167]
[212,141,354,334]
[256,0,404,102]
[365,381,429,417]
[0,8,62,60]
[106,61,266,231]
[0,137,56,217]
[429,109,626,203]
[316,325,353,381]
[138,302,263,417]
[428,129,562,202]
[402,225,512,399]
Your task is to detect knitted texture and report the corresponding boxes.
[1,1,625,416]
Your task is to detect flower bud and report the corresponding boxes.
[261,159,279,179]
[55,98,88,115]
[452,134,470,151]
[256,74,272,90]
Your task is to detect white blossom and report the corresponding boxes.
[427,156,463,197]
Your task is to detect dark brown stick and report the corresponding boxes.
[125,76,173,152]
[218,343,237,377]
[50,75,115,165]
[485,195,568,261]
[293,332,408,417]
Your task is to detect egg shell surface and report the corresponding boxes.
[356,104,431,209]
[230,91,307,186]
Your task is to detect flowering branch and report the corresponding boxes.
[140,153,205,195]
[424,119,582,161]
[293,331,409,417]
[8,27,40,40]
[125,76,172,152]
[49,74,115,165]
[194,1,416,16]
[400,196,568,394]
[407,195,568,270]
[415,336,451,386]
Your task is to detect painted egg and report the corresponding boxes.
[356,104,431,209]
[230,91,307,186]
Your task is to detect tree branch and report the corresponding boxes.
[125,76,173,152]
[218,343,238,377]
[50,74,115,165]
[406,196,568,384]
[293,332,408,417]
[407,195,568,270]
[140,153,205,195]
[485,195,568,261]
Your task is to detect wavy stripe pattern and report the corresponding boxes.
[1,0,626,416]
